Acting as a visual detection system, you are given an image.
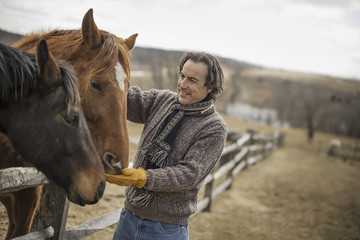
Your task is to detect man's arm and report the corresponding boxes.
[127,86,157,124]
[144,123,227,192]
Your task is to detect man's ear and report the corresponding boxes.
[207,87,213,94]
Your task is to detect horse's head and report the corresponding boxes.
[2,40,105,206]
[77,9,138,174]
[14,9,138,174]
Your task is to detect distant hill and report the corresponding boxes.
[128,41,360,138]
[0,29,22,46]
[1,29,359,137]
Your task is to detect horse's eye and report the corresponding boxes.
[65,114,79,126]
[91,80,101,92]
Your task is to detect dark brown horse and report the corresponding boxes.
[0,40,105,238]
[0,8,137,239]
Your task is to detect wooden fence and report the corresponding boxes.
[0,130,284,240]
[325,138,360,162]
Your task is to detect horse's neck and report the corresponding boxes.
[0,99,19,134]
[17,33,77,60]
[0,107,9,134]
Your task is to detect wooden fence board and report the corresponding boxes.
[232,160,247,176]
[212,178,233,199]
[64,209,121,239]
[0,167,48,194]
[11,226,54,240]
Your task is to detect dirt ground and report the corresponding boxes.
[189,146,360,240]
[1,117,360,240]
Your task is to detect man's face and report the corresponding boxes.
[177,60,212,105]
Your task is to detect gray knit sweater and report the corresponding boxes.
[125,86,228,225]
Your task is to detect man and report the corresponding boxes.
[106,51,227,240]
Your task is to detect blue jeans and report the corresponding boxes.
[113,207,189,240]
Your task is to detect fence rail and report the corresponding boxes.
[0,130,284,240]
[326,138,360,161]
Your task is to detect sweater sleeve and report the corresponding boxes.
[127,86,159,124]
[144,121,227,192]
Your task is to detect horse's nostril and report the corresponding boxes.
[103,152,116,168]
[88,181,105,205]
[103,152,123,175]
[96,181,105,201]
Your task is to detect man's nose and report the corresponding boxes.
[179,78,187,88]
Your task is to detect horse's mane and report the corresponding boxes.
[15,29,131,79]
[58,59,81,111]
[0,43,36,99]
[95,30,131,79]
[0,43,79,108]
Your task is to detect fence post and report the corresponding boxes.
[36,180,69,240]
[203,180,214,212]
[353,138,359,159]
[224,153,234,190]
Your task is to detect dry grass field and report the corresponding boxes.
[1,115,359,240]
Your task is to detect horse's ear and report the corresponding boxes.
[36,39,61,84]
[81,8,102,48]
[124,33,138,51]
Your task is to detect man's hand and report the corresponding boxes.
[105,168,147,188]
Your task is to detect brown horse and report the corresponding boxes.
[0,40,105,238]
[0,8,137,239]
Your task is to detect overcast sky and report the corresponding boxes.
[0,0,359,79]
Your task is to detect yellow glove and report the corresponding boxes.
[105,167,147,188]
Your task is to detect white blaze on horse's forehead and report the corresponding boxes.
[115,62,126,92]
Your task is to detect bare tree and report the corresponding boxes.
[301,84,329,143]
